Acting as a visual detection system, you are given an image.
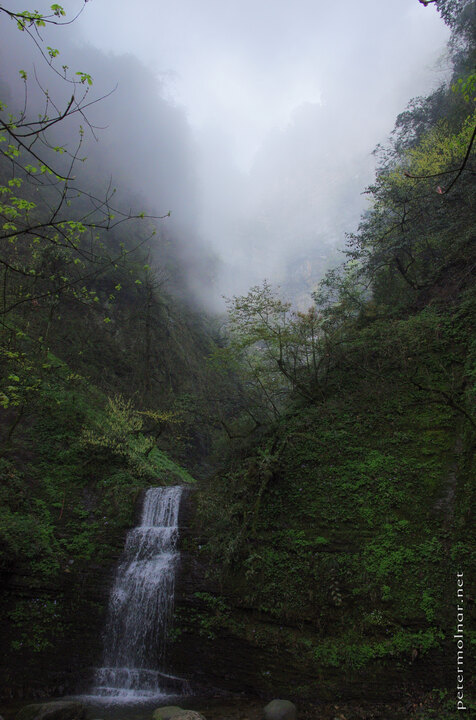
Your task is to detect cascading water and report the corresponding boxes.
[92,485,185,699]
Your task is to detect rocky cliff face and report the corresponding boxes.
[168,396,473,703]
[170,489,325,697]
[1,451,470,705]
[0,561,111,699]
[0,485,194,701]
[0,488,154,700]
[170,503,452,702]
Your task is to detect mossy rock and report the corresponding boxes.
[152,707,186,720]
[16,702,87,720]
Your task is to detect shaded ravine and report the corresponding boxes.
[91,486,187,700]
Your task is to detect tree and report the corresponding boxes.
[346,102,475,304]
[220,281,336,423]
[0,3,167,335]
[0,1,174,454]
[418,0,475,45]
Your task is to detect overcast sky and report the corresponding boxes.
[1,0,451,307]
[75,0,449,169]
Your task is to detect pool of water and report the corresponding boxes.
[0,694,265,720]
[79,695,263,720]
[0,695,431,720]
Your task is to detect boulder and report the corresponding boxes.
[172,713,207,720]
[263,699,297,720]
[152,708,186,720]
[16,702,87,720]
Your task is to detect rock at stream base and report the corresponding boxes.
[153,712,206,720]
[263,699,297,720]
[152,708,185,720]
[16,702,87,720]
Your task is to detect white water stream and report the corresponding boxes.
[91,486,185,700]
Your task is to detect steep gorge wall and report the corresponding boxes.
[0,537,117,699]
[169,392,475,701]
[0,485,191,700]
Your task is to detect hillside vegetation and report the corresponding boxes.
[0,0,474,713]
[0,6,234,692]
[172,3,475,713]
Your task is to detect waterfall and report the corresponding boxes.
[92,485,185,699]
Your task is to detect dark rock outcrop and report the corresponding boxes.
[16,702,87,720]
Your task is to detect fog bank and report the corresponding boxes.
[0,0,450,307]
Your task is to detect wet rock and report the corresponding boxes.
[152,708,186,720]
[173,713,207,720]
[263,699,297,720]
[16,702,87,720]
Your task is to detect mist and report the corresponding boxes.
[0,0,450,309]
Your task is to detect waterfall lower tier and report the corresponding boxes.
[91,485,186,700]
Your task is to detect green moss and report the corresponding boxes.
[193,296,475,692]
[0,345,196,656]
